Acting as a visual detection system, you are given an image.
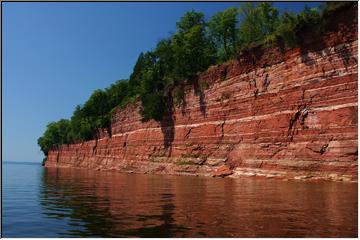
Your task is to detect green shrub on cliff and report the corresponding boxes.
[38,2,353,157]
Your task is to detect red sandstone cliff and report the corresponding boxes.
[46,6,358,181]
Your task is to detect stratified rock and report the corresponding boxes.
[45,6,358,182]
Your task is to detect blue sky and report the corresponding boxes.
[3,2,321,163]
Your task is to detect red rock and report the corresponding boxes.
[45,7,358,182]
[212,165,233,178]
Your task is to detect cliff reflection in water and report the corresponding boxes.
[40,168,357,237]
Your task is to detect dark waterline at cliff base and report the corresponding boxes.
[3,162,357,237]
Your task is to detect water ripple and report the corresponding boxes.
[3,163,358,237]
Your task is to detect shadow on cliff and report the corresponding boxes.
[174,76,207,118]
[298,5,357,68]
[160,93,175,153]
[298,31,356,71]
[334,43,357,70]
[159,76,209,154]
[192,76,207,117]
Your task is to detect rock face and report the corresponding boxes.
[46,7,358,181]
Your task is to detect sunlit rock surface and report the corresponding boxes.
[46,7,358,182]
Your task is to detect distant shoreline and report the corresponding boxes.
[3,161,41,165]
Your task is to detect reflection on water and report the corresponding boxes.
[3,163,358,237]
[40,167,357,237]
[40,168,189,237]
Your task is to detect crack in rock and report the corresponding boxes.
[92,139,98,155]
[288,104,309,141]
[185,128,192,139]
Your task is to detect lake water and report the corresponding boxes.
[2,161,358,237]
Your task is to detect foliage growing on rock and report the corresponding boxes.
[38,2,356,157]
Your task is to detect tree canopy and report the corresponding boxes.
[208,7,238,61]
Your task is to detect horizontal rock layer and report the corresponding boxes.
[46,7,358,181]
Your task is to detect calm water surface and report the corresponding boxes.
[3,162,358,237]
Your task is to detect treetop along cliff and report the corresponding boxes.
[38,2,357,160]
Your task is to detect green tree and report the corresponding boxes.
[137,52,165,121]
[172,11,215,81]
[208,7,238,61]
[273,5,320,48]
[68,105,83,142]
[106,79,129,108]
[176,10,205,33]
[82,89,109,117]
[258,3,280,38]
[238,3,279,48]
[274,11,298,48]
[81,89,111,137]
[320,2,356,18]
[129,53,146,96]
[38,119,71,155]
[155,38,175,90]
[296,5,321,32]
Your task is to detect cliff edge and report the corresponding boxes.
[46,6,358,182]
